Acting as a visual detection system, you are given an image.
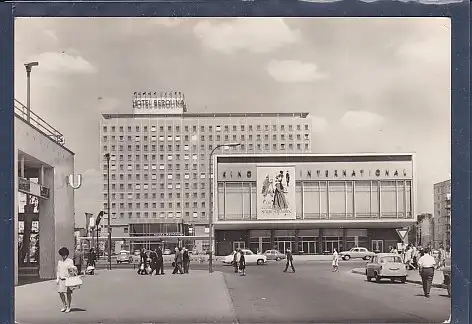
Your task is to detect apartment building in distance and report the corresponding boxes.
[99,92,312,252]
[415,213,434,247]
[433,179,451,249]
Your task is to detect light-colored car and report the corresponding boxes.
[163,249,172,255]
[116,250,133,264]
[339,247,375,261]
[365,253,407,283]
[264,249,286,261]
[223,249,267,265]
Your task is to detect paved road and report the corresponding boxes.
[16,261,450,323]
[223,262,450,323]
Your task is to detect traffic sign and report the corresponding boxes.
[396,228,410,242]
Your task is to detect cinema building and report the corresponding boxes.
[212,153,416,256]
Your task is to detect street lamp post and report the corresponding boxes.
[24,61,39,123]
[208,142,240,273]
[105,153,112,270]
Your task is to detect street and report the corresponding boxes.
[223,262,450,323]
[15,261,450,323]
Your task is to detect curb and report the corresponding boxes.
[350,269,446,288]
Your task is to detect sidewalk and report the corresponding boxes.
[351,268,445,288]
[15,269,237,324]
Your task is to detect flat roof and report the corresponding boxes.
[102,112,310,119]
[215,153,415,163]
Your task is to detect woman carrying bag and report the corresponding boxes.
[57,247,82,313]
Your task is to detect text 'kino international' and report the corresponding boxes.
[221,168,410,180]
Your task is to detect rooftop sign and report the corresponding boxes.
[132,91,187,114]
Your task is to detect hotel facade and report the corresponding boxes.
[99,92,313,252]
[433,179,451,249]
[212,153,416,256]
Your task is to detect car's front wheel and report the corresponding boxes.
[276,257,281,261]
[257,259,264,265]
[375,273,382,283]
[363,256,371,260]
[343,255,351,261]
[400,276,407,284]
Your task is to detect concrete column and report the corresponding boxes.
[38,168,56,279]
[294,229,300,255]
[39,166,44,185]
[270,229,275,249]
[14,149,19,285]
[20,156,24,178]
[318,228,324,255]
[342,228,347,250]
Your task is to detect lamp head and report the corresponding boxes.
[104,153,110,160]
[24,62,39,72]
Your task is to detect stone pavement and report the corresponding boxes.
[351,267,445,287]
[15,269,237,324]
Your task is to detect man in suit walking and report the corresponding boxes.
[283,249,295,273]
[156,246,165,275]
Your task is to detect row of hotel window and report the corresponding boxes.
[102,134,311,143]
[102,124,310,133]
[104,200,207,210]
[104,172,209,181]
[104,182,208,191]
[107,211,206,219]
[102,142,309,153]
[217,180,413,220]
[104,191,207,200]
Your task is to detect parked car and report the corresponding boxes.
[116,250,133,264]
[223,249,267,265]
[442,257,452,297]
[264,249,286,261]
[339,247,375,261]
[365,253,407,283]
[163,249,172,255]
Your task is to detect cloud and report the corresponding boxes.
[31,52,97,74]
[43,30,58,42]
[310,116,329,132]
[149,18,184,27]
[339,110,384,130]
[193,18,301,54]
[97,97,122,113]
[266,60,327,83]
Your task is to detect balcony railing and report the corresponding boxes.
[15,99,65,146]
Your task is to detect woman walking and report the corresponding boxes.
[332,248,339,272]
[56,247,77,313]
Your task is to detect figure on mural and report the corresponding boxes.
[286,171,290,188]
[273,172,288,210]
[261,175,274,206]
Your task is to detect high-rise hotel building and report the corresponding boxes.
[99,92,312,251]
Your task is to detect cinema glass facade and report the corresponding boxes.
[212,154,416,256]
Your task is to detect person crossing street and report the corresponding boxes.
[283,249,295,273]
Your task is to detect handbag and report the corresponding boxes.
[65,275,83,288]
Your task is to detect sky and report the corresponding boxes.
[14,18,451,228]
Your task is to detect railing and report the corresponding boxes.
[14,99,65,146]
